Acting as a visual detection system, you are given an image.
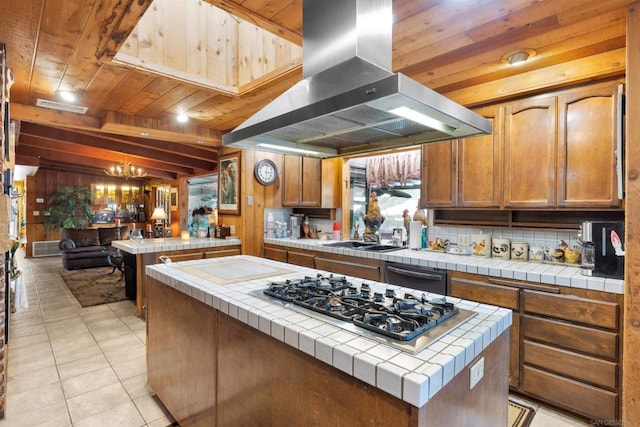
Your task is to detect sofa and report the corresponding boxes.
[58,226,130,270]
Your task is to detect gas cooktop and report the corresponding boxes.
[257,273,476,353]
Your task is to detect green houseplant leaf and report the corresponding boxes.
[45,186,95,230]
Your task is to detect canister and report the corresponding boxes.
[492,237,511,259]
[511,241,528,261]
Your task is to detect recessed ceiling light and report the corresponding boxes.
[501,49,536,66]
[57,91,76,102]
[140,132,150,136]
[177,114,189,123]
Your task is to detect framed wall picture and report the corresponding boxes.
[218,152,240,215]
[170,187,178,211]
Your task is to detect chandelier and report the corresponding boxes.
[104,159,148,180]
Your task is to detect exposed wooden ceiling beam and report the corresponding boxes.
[202,0,302,46]
[19,122,217,171]
[17,134,197,176]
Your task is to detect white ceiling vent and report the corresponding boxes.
[36,98,88,114]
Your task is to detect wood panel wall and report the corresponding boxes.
[116,0,302,96]
[623,3,640,425]
[23,168,179,257]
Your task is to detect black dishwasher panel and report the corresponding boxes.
[384,262,448,295]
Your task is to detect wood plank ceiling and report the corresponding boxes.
[0,0,632,180]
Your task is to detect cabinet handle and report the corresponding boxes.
[487,277,560,293]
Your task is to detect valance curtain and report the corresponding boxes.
[366,150,421,187]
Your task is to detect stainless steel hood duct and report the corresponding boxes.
[222,0,492,158]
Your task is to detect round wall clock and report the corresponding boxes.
[254,158,278,185]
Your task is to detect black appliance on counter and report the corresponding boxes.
[384,262,448,295]
[581,221,625,279]
[260,273,474,353]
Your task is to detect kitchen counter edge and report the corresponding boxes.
[265,238,624,295]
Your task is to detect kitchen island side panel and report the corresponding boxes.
[147,277,217,426]
[216,311,416,426]
[215,311,508,427]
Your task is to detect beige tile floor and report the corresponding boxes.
[0,251,174,427]
[0,250,593,426]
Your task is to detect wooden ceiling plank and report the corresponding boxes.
[404,9,626,90]
[203,0,302,45]
[94,0,154,60]
[138,84,201,118]
[118,77,180,116]
[99,69,157,112]
[0,0,44,105]
[445,48,626,106]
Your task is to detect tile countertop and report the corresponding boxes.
[145,255,512,408]
[112,236,241,254]
[264,238,624,295]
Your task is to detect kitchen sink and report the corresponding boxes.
[358,244,404,253]
[323,241,404,253]
[323,241,375,248]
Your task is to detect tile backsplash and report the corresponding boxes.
[265,208,578,249]
[427,225,578,250]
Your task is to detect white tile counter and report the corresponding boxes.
[265,238,624,294]
[146,255,511,408]
[112,236,241,254]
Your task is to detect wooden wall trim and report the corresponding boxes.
[623,2,640,425]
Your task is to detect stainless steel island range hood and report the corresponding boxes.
[222,0,492,158]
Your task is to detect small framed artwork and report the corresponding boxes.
[170,187,178,211]
[218,152,241,215]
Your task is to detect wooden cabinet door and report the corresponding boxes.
[557,81,622,207]
[282,156,321,207]
[421,140,457,207]
[504,96,557,208]
[458,105,504,207]
[282,155,301,206]
[300,157,321,206]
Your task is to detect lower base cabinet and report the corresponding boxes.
[264,243,384,281]
[449,271,622,422]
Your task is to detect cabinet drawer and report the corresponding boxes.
[287,251,315,268]
[204,248,241,258]
[523,289,618,330]
[523,340,618,390]
[523,315,618,360]
[522,366,618,421]
[314,257,380,281]
[264,246,287,263]
[159,252,204,262]
[449,277,519,310]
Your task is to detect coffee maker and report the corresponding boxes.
[289,214,304,239]
[580,221,625,279]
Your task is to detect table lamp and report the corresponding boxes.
[150,207,168,237]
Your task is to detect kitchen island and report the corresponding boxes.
[112,237,241,318]
[145,255,511,426]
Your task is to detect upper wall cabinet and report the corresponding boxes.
[458,104,504,208]
[504,96,557,208]
[557,81,623,208]
[282,155,321,207]
[421,79,624,210]
[421,140,457,208]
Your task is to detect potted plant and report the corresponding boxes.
[45,186,95,229]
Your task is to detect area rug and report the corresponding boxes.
[508,398,536,427]
[59,267,126,307]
